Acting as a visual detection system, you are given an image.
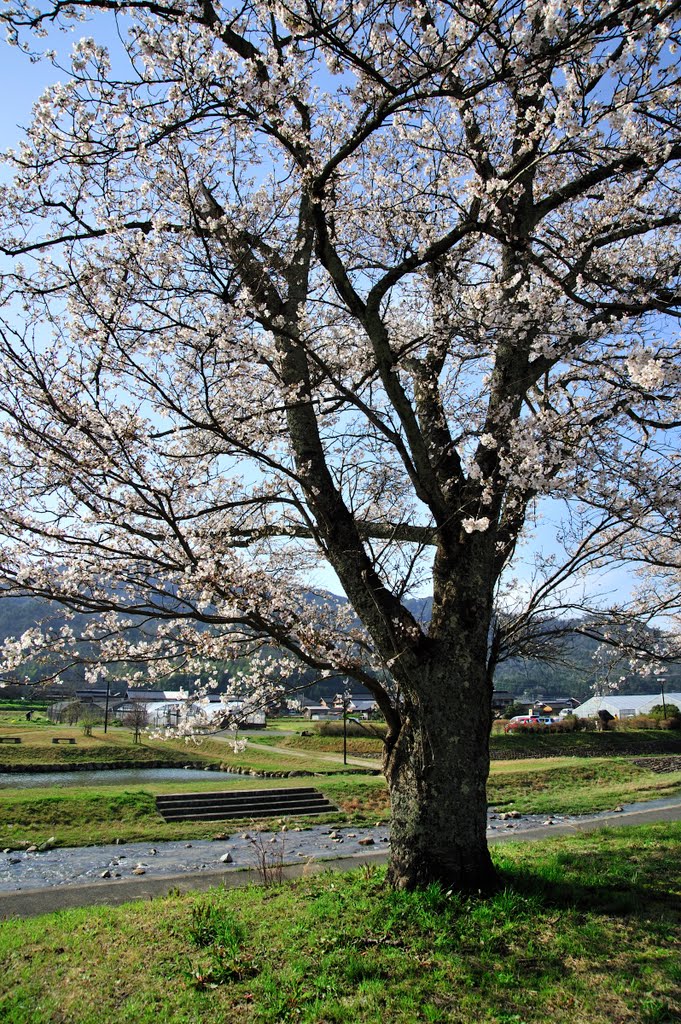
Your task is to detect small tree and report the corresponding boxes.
[65,703,81,727]
[502,702,529,720]
[124,703,149,745]
[80,710,100,737]
[649,704,680,719]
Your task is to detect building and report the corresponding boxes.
[123,690,266,728]
[302,704,342,721]
[531,696,581,715]
[331,694,378,717]
[573,693,681,719]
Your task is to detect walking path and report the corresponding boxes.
[244,737,379,769]
[1,795,680,920]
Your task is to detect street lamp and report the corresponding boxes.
[103,675,110,734]
[336,693,351,766]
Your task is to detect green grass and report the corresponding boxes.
[487,757,681,814]
[192,735,363,774]
[1,757,679,850]
[490,729,681,758]
[0,722,211,766]
[0,777,373,848]
[252,733,384,757]
[1,822,680,1023]
[0,722,352,774]
[252,727,681,761]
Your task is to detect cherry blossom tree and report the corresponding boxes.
[0,0,680,891]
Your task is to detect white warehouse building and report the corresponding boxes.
[573,693,681,719]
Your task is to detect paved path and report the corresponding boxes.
[1,796,680,920]
[208,729,381,769]
[244,738,380,769]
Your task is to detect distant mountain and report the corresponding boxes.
[0,591,678,701]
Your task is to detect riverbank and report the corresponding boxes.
[2,755,681,850]
[3,793,681,902]
[1,821,679,1024]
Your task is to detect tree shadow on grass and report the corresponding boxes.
[497,848,681,920]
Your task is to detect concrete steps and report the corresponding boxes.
[156,786,337,822]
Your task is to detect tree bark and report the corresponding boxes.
[384,644,498,893]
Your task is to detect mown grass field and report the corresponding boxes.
[0,719,357,774]
[251,732,384,757]
[0,717,210,766]
[0,774,390,848]
[257,726,681,760]
[1,822,680,1024]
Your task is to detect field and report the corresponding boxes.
[2,712,681,1022]
[1,822,680,1023]
[1,714,681,848]
[255,725,681,760]
[0,716,361,774]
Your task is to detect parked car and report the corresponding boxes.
[504,715,555,733]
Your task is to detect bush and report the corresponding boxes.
[80,713,100,737]
[613,715,681,731]
[648,704,680,719]
[317,720,387,739]
[502,702,529,719]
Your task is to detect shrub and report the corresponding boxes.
[615,715,658,730]
[576,716,597,732]
[317,720,387,738]
[80,712,100,737]
[648,704,680,719]
[502,702,529,719]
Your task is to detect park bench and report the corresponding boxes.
[51,737,77,744]
[0,736,21,743]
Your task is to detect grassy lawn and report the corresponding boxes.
[0,722,353,774]
[487,757,681,815]
[252,727,681,761]
[4,718,681,770]
[1,822,679,1023]
[252,733,384,758]
[0,774,391,848]
[2,717,681,850]
[490,729,681,758]
[0,720,211,767]
[190,735,364,775]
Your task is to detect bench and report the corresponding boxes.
[51,737,77,744]
[0,736,21,744]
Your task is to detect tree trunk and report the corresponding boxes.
[384,651,497,893]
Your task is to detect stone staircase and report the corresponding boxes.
[155,786,337,822]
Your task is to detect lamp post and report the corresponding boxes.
[103,675,110,734]
[343,699,348,766]
[336,692,351,766]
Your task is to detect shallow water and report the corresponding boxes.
[0,767,240,789]
[4,797,681,892]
